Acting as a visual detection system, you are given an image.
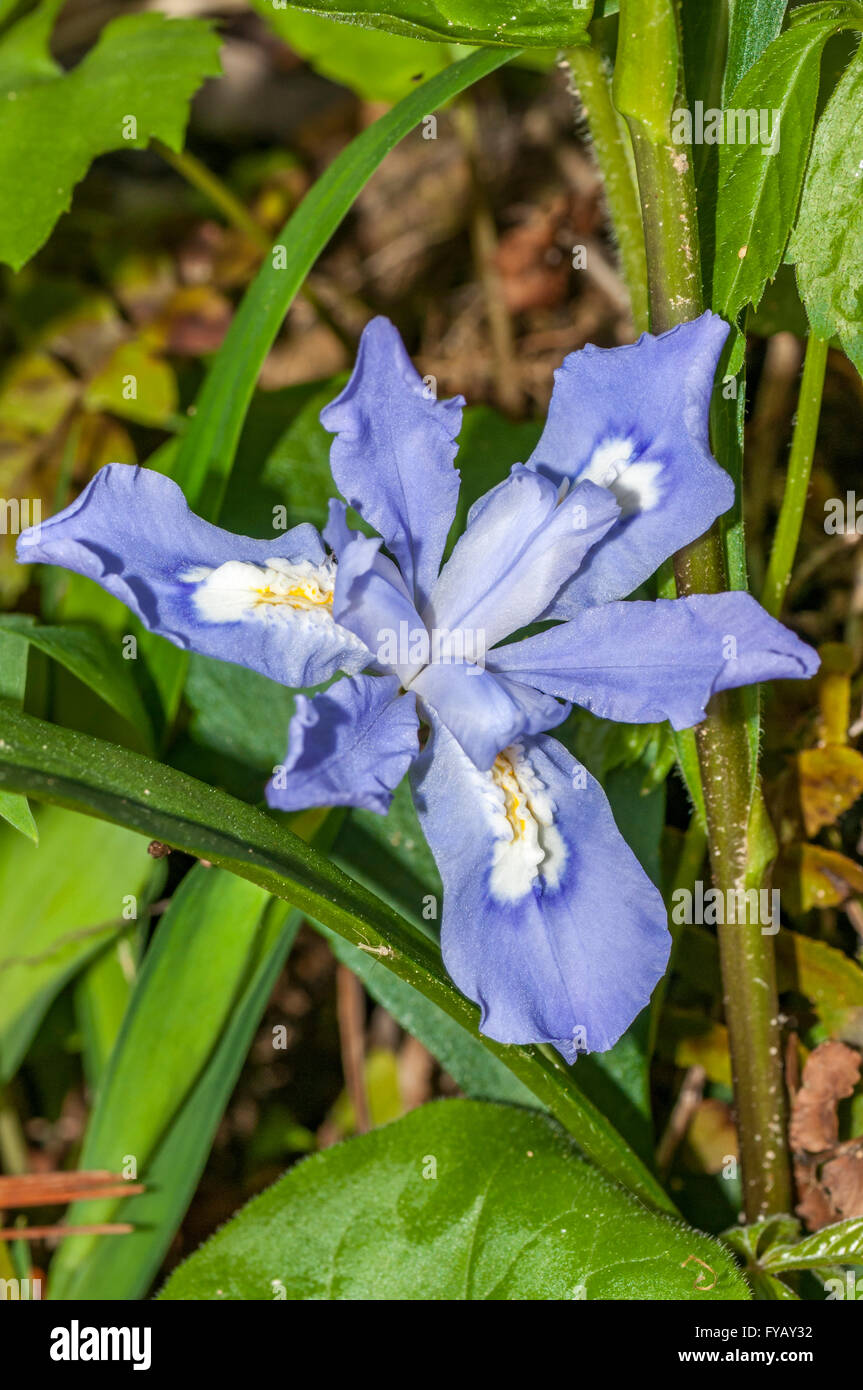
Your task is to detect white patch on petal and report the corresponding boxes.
[580,437,663,517]
[184,556,345,630]
[476,741,567,904]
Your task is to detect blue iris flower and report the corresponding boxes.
[17,314,818,1061]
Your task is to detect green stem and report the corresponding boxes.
[615,0,792,1221]
[761,335,829,620]
[566,42,649,332]
[151,138,270,252]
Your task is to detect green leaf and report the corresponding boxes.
[789,37,863,372]
[713,13,850,323]
[723,0,787,99]
[0,805,154,1082]
[52,896,303,1300]
[159,1101,747,1300]
[761,1217,863,1271]
[0,703,672,1210]
[170,46,516,517]
[46,865,276,1293]
[251,0,456,101]
[0,621,36,840]
[74,937,137,1090]
[0,12,222,270]
[0,615,155,751]
[258,0,591,48]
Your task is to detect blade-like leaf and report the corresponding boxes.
[0,615,155,750]
[0,805,155,1082]
[170,46,516,514]
[0,702,672,1211]
[0,622,36,840]
[159,1101,746,1300]
[46,866,278,1294]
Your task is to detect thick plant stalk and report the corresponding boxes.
[614,0,792,1220]
[762,335,829,619]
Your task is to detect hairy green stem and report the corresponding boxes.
[565,43,649,332]
[615,0,792,1221]
[762,335,829,620]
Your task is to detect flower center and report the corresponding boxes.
[484,743,566,903]
[184,558,337,624]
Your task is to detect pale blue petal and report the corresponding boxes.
[320,317,463,608]
[410,720,670,1058]
[266,675,418,814]
[423,468,619,650]
[528,313,733,612]
[490,592,819,730]
[410,662,566,770]
[16,464,368,688]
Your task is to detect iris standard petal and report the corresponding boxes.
[527,313,734,612]
[332,533,426,677]
[410,720,670,1058]
[489,592,819,730]
[320,317,463,609]
[266,675,419,815]
[409,661,566,770]
[16,463,368,688]
[422,468,619,650]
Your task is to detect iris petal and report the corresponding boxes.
[321,317,463,609]
[267,675,418,815]
[527,313,733,611]
[424,468,619,650]
[411,719,670,1058]
[16,463,367,688]
[489,592,819,730]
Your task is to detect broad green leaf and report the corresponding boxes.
[761,1217,863,1271]
[52,897,303,1301]
[0,13,222,270]
[713,14,849,324]
[0,703,672,1210]
[789,37,863,372]
[723,0,787,99]
[0,621,36,840]
[0,805,154,1081]
[159,1101,747,1300]
[46,866,275,1292]
[170,46,516,516]
[251,0,456,101]
[0,615,155,751]
[258,0,591,48]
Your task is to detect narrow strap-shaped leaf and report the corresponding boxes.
[0,702,673,1212]
[170,46,515,515]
